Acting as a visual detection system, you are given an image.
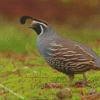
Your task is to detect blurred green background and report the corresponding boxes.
[0,0,100,54]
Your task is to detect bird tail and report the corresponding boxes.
[92,58,100,70]
[92,65,100,70]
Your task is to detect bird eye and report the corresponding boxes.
[34,24,37,27]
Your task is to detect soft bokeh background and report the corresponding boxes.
[0,0,100,100]
[0,0,100,54]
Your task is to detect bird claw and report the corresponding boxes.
[75,80,91,88]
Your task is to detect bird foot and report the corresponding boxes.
[75,80,91,88]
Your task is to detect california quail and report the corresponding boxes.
[20,16,100,87]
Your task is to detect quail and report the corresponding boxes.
[20,16,100,87]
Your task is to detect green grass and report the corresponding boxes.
[0,52,100,100]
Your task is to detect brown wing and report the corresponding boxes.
[46,42,94,62]
[45,42,95,74]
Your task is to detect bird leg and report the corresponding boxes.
[83,73,88,86]
[67,75,74,87]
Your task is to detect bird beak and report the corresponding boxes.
[29,21,37,28]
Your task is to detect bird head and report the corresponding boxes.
[20,16,49,35]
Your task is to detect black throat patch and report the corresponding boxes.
[33,25,41,35]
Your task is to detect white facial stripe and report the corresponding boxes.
[33,20,47,27]
[40,25,43,35]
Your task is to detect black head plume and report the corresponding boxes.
[20,16,34,24]
[20,16,49,35]
[20,16,48,25]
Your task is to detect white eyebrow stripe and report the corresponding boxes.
[33,20,47,27]
[40,25,43,35]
